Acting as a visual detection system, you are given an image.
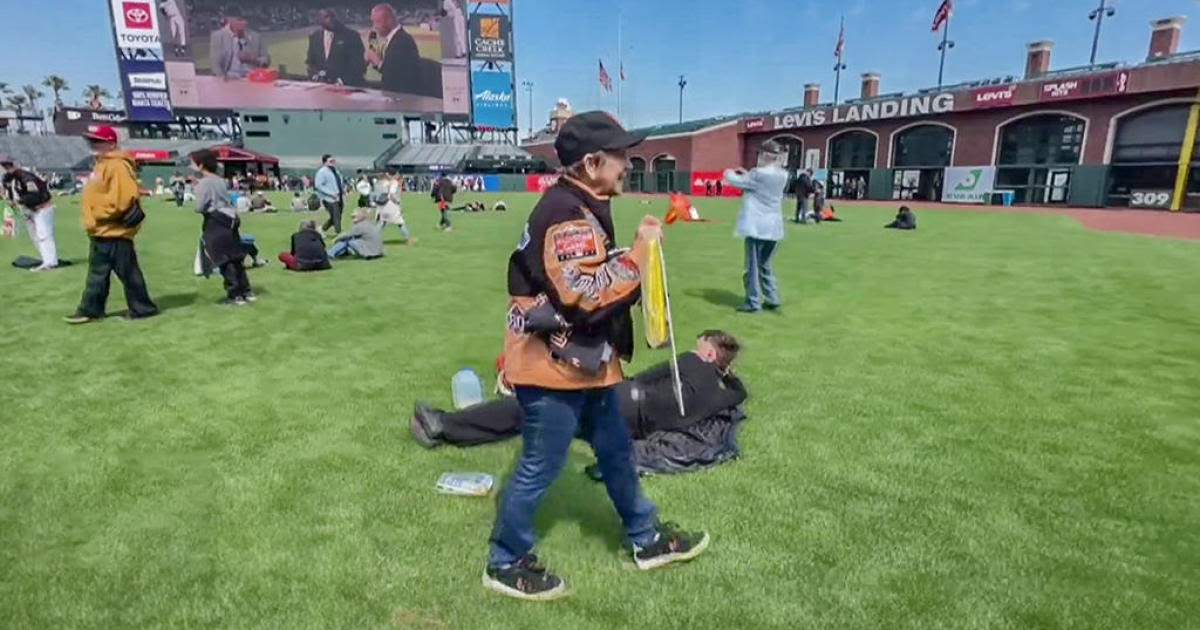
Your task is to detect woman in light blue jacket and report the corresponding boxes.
[724,140,789,313]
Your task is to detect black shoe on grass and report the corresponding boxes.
[633,522,710,570]
[410,402,445,449]
[482,554,567,601]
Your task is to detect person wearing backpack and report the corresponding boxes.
[0,156,58,271]
[65,126,159,324]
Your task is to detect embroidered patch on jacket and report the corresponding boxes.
[551,226,599,262]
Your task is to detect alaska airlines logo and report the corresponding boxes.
[475,90,512,104]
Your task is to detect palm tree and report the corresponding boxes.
[83,84,111,109]
[22,85,43,116]
[42,75,68,107]
[7,95,28,132]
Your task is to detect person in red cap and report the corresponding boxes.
[65,126,159,324]
[483,111,708,601]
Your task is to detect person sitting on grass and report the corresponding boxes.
[249,192,276,213]
[885,205,917,230]
[278,219,332,271]
[410,331,747,471]
[327,208,385,259]
[290,192,307,212]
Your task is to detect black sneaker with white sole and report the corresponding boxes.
[633,522,710,570]
[482,554,567,601]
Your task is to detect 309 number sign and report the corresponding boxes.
[1129,190,1171,208]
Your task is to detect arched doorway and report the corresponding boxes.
[828,130,876,199]
[652,154,677,193]
[768,135,804,194]
[891,124,954,201]
[1106,103,1200,209]
[628,156,647,193]
[995,113,1085,204]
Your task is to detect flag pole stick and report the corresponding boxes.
[617,12,623,120]
[654,239,686,417]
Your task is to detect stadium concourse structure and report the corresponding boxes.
[523,16,1200,211]
[0,109,543,187]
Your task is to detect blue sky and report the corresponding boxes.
[2,0,1197,129]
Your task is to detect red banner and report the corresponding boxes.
[1040,71,1129,102]
[690,172,742,197]
[524,174,560,193]
[972,84,1016,108]
[130,149,172,162]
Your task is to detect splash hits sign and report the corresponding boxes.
[759,93,955,131]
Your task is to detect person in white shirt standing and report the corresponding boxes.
[1,156,59,271]
[723,140,789,313]
[374,172,414,244]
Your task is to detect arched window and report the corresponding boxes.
[628,156,647,193]
[1107,104,1200,208]
[892,125,954,168]
[768,135,804,171]
[995,113,1085,205]
[652,155,677,193]
[997,114,1084,166]
[828,131,877,169]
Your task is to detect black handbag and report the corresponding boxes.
[121,198,146,227]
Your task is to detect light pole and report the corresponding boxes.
[1088,0,1116,67]
[521,80,534,139]
[677,75,687,123]
[833,61,847,105]
[936,24,955,88]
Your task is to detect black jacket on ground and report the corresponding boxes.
[2,168,51,209]
[291,230,332,270]
[305,22,366,86]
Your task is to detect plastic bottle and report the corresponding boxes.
[451,367,484,410]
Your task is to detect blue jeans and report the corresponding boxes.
[488,386,659,568]
[327,238,360,258]
[743,237,780,309]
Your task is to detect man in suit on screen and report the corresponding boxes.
[364,3,427,95]
[306,8,366,86]
[210,14,270,79]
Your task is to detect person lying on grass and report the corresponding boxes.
[411,330,747,454]
[278,220,332,272]
[327,209,384,259]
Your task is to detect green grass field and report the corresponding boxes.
[1,193,1198,629]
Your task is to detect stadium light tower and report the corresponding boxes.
[678,75,687,123]
[522,80,534,139]
[1088,0,1116,67]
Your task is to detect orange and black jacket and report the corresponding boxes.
[504,176,649,390]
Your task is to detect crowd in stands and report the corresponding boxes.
[189,0,443,34]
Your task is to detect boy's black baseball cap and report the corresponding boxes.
[555,111,647,167]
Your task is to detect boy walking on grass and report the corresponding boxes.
[484,112,709,601]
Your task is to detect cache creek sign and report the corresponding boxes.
[743,92,955,133]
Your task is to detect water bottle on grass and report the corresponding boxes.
[451,367,484,410]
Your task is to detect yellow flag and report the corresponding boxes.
[641,239,669,349]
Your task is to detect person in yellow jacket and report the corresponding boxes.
[65,126,159,324]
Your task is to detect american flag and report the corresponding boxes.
[834,17,845,60]
[931,0,953,32]
[599,60,613,92]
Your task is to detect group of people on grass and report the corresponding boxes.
[8,125,465,321]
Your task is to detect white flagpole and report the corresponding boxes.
[655,239,686,417]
